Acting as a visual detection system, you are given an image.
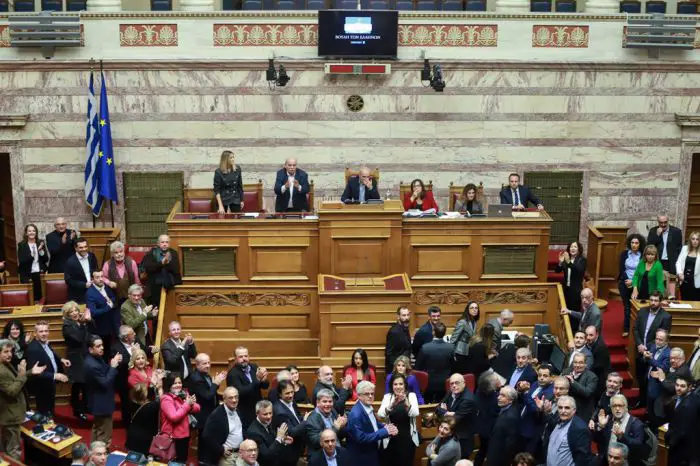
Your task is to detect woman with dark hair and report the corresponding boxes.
[454,183,483,215]
[62,300,90,421]
[1,320,30,369]
[126,383,160,456]
[451,301,480,374]
[676,231,700,301]
[378,373,420,466]
[618,233,645,336]
[632,244,665,300]
[462,324,496,383]
[425,419,461,466]
[343,348,376,400]
[385,355,424,404]
[285,364,309,404]
[403,178,439,212]
[214,150,244,214]
[159,372,200,463]
[17,223,48,302]
[556,241,587,312]
[512,452,536,466]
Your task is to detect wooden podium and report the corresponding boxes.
[318,273,412,366]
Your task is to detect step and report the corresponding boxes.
[620,371,634,388]
[610,353,629,369]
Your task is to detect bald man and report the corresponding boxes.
[46,216,77,273]
[201,387,244,466]
[274,158,310,212]
[141,234,182,307]
[341,166,380,203]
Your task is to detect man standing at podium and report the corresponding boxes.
[274,158,310,213]
[341,167,380,203]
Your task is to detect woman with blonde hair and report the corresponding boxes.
[632,244,665,300]
[127,348,164,399]
[676,231,700,301]
[384,355,424,404]
[213,150,244,213]
[62,300,91,421]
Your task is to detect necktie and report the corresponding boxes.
[359,184,366,203]
[513,189,520,206]
[244,366,252,383]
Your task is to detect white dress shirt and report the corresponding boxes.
[223,406,243,450]
[29,243,40,273]
[77,253,91,282]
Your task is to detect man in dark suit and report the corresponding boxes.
[46,217,77,273]
[644,329,671,426]
[140,234,182,307]
[201,386,244,466]
[416,322,454,402]
[486,386,521,466]
[305,388,348,457]
[647,214,683,297]
[412,305,441,359]
[84,335,121,446]
[589,372,623,430]
[562,288,602,333]
[85,271,119,359]
[271,380,306,466]
[312,365,352,415]
[64,237,98,304]
[499,173,544,210]
[585,325,612,400]
[565,330,594,370]
[26,320,70,416]
[226,345,269,429]
[385,305,411,372]
[436,373,478,459]
[651,346,690,427]
[245,399,287,466]
[592,394,645,466]
[505,347,537,388]
[273,158,310,212]
[160,320,197,380]
[188,352,226,460]
[110,325,143,429]
[562,352,599,422]
[518,364,555,454]
[346,381,397,466]
[340,167,380,203]
[309,429,351,466]
[633,291,672,406]
[688,327,700,382]
[542,395,594,466]
[666,375,700,466]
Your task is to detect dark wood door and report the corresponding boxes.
[686,153,700,236]
[0,153,17,276]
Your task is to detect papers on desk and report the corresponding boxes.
[441,211,463,219]
[243,212,260,218]
[403,208,437,217]
[304,215,319,220]
[668,302,692,309]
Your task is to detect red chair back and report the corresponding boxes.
[43,278,68,305]
[188,198,213,213]
[412,370,429,393]
[444,373,477,394]
[0,290,31,307]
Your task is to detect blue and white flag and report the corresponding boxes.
[84,71,102,216]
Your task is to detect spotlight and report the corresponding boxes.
[266,59,290,89]
[420,59,446,93]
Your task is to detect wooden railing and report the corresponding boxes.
[557,283,574,348]
[153,286,168,368]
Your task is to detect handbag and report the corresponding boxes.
[149,403,176,461]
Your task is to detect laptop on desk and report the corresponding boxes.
[488,204,513,218]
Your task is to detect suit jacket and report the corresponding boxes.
[556,256,587,311]
[309,447,351,466]
[85,285,119,337]
[633,307,673,349]
[340,176,380,203]
[487,317,504,351]
[17,241,48,282]
[416,339,454,392]
[384,322,411,371]
[519,383,555,440]
[346,401,389,466]
[569,302,602,333]
[46,229,77,273]
[688,344,700,382]
[451,318,477,357]
[618,249,640,281]
[564,347,594,370]
[272,400,305,464]
[435,389,478,440]
[593,414,645,466]
[273,168,310,212]
[305,409,346,455]
[111,340,132,392]
[646,344,671,400]
[0,362,28,426]
[26,339,63,389]
[648,225,683,267]
[62,319,89,384]
[160,338,197,379]
[542,415,593,466]
[64,252,99,304]
[312,381,351,415]
[412,321,434,359]
[245,418,284,466]
[561,368,598,422]
[588,337,612,397]
[187,369,221,428]
[504,364,537,388]
[666,392,700,462]
[141,247,182,293]
[120,299,154,348]
[226,363,269,428]
[200,404,233,465]
[486,403,521,466]
[84,353,118,416]
[499,185,541,208]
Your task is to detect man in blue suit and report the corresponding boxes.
[340,167,380,203]
[542,395,594,466]
[85,271,119,360]
[645,328,671,424]
[274,158,310,212]
[518,364,555,454]
[84,335,121,446]
[592,394,645,466]
[499,173,544,211]
[506,347,538,389]
[346,380,397,466]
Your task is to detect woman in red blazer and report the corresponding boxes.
[159,373,200,462]
[403,179,439,212]
[343,348,377,400]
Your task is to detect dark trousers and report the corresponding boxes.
[118,383,132,428]
[618,279,633,332]
[70,382,87,415]
[34,382,56,416]
[636,357,648,405]
[174,437,190,463]
[224,203,242,213]
[21,272,43,302]
[459,436,474,460]
[474,435,488,466]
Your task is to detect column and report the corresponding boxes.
[494,0,531,11]
[86,0,122,11]
[584,0,619,12]
[180,0,215,10]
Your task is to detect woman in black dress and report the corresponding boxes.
[462,324,497,385]
[286,364,309,404]
[556,241,587,312]
[214,150,244,213]
[62,300,90,421]
[378,373,420,466]
[676,231,700,301]
[17,223,48,303]
[126,383,160,456]
[1,319,30,369]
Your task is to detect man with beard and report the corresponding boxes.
[593,394,645,466]
[665,375,700,466]
[312,365,352,415]
[227,346,269,429]
[385,306,411,372]
[651,347,692,427]
[519,364,555,455]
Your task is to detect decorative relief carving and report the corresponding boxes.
[532,25,589,48]
[414,290,548,305]
[398,24,498,47]
[119,24,178,47]
[0,26,9,48]
[213,24,318,46]
[176,292,311,307]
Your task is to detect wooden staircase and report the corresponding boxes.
[685,155,700,233]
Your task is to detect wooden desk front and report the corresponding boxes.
[20,424,82,459]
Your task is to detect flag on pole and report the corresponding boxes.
[96,71,118,203]
[84,71,102,216]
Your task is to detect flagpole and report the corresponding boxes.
[90,57,97,229]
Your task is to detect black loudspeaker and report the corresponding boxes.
[534,324,550,338]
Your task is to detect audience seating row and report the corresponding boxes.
[0,0,85,11]
[0,284,33,308]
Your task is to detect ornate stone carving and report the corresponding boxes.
[532,25,589,48]
[414,290,548,305]
[176,292,311,307]
[119,24,178,47]
[213,24,317,47]
[398,24,498,47]
[0,26,9,48]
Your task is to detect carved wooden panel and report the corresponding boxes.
[332,240,386,276]
[175,292,312,307]
[413,289,548,306]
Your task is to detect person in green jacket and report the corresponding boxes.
[0,339,45,459]
[632,245,666,300]
[120,284,159,349]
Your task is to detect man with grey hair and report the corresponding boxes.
[202,386,244,466]
[341,166,380,203]
[102,240,141,305]
[245,399,288,466]
[312,365,352,414]
[543,395,593,466]
[46,216,77,273]
[120,283,158,349]
[161,320,197,380]
[70,442,89,465]
[111,324,141,428]
[87,441,108,466]
[346,381,397,466]
[274,157,310,212]
[141,233,182,306]
[562,352,598,422]
[593,394,644,466]
[486,386,520,466]
[309,429,351,466]
[305,388,348,456]
[651,346,692,427]
[607,442,630,466]
[561,287,602,333]
[487,309,514,352]
[507,347,537,389]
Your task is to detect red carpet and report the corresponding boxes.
[52,405,128,450]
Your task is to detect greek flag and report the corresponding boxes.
[84,71,102,216]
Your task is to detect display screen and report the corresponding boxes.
[318,10,399,58]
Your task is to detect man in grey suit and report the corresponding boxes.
[561,288,602,333]
[565,331,594,369]
[561,352,598,422]
[486,309,514,352]
[416,322,455,402]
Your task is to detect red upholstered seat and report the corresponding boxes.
[44,279,69,305]
[242,191,261,212]
[444,373,476,393]
[412,370,429,393]
[1,290,31,307]
[188,198,213,213]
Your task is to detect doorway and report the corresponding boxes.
[686,153,700,236]
[0,153,17,276]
